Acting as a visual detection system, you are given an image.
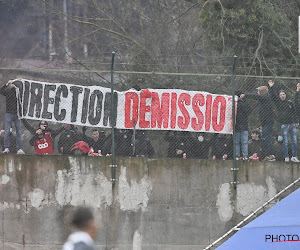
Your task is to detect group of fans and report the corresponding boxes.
[164,80,300,162]
[1,119,155,157]
[1,78,300,162]
[236,80,300,162]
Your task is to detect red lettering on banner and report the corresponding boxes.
[125,92,139,128]
[178,93,191,129]
[191,94,205,130]
[139,89,151,128]
[205,95,212,131]
[170,93,177,129]
[151,92,170,128]
[212,96,226,131]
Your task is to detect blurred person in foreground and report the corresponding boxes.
[240,85,275,161]
[63,207,98,250]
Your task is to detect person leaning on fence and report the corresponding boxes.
[134,130,155,158]
[268,80,300,163]
[62,206,98,250]
[235,91,251,160]
[248,129,263,160]
[240,86,275,161]
[0,79,25,154]
[211,133,233,160]
[164,131,193,158]
[102,129,133,156]
[58,123,83,155]
[82,127,106,154]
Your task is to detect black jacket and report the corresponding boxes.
[0,84,18,115]
[82,131,106,153]
[248,139,263,159]
[164,131,193,158]
[294,91,300,121]
[269,87,297,124]
[58,126,82,154]
[211,134,233,159]
[245,93,274,126]
[236,99,251,132]
[102,129,133,157]
[22,119,63,137]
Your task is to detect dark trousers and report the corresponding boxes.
[262,124,274,157]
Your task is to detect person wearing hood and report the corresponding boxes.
[268,80,300,162]
[240,85,275,161]
[164,131,194,158]
[58,123,82,155]
[62,207,97,250]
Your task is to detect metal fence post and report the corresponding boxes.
[110,51,117,187]
[231,55,238,189]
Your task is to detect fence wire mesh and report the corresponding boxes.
[0,67,300,161]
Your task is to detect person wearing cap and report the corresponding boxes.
[268,80,300,163]
[240,86,276,161]
[235,90,251,160]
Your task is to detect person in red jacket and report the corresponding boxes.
[29,130,54,155]
[26,120,63,155]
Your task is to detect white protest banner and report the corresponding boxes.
[14,79,234,134]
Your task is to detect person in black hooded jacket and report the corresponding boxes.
[268,80,300,162]
[164,131,193,158]
[58,123,83,155]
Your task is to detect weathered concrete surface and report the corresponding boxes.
[0,155,299,249]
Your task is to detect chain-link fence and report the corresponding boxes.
[0,67,300,162]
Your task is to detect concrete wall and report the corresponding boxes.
[0,155,299,249]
